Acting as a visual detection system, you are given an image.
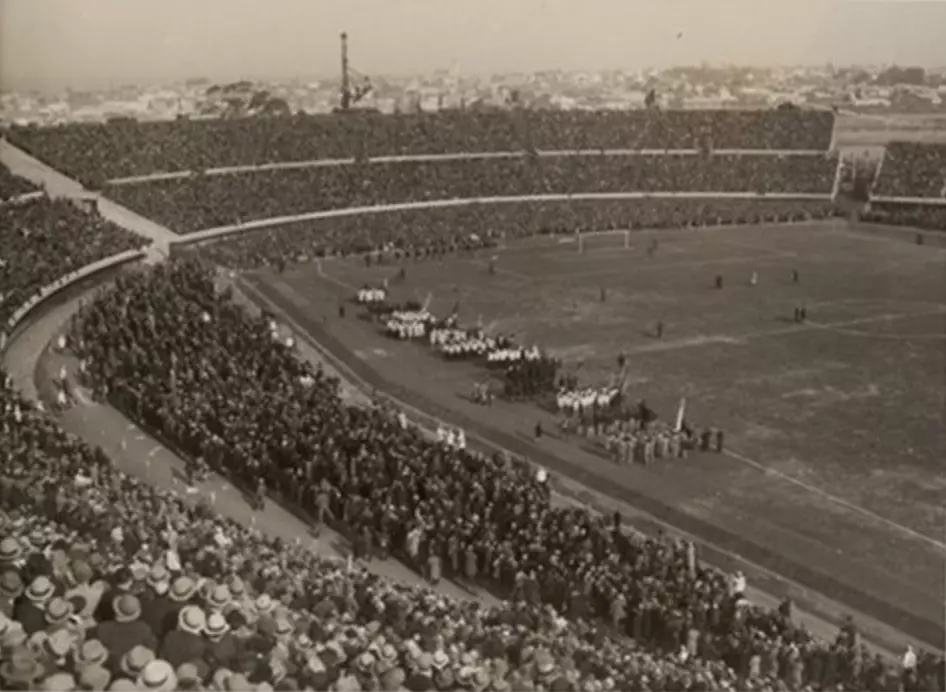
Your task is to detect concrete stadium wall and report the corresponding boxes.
[172,192,835,247]
[0,249,147,358]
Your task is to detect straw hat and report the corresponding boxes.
[112,594,142,624]
[0,571,24,599]
[25,575,55,604]
[74,639,108,668]
[42,672,76,691]
[120,645,155,678]
[108,679,138,691]
[178,605,206,636]
[137,660,178,692]
[206,584,232,611]
[168,576,198,603]
[205,611,230,639]
[78,664,111,691]
[255,594,274,615]
[0,537,22,563]
[0,647,45,686]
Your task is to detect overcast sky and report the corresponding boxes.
[2,0,945,91]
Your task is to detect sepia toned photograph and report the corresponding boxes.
[0,0,944,690]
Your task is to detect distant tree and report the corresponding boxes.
[776,102,798,111]
[644,89,658,109]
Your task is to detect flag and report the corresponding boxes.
[674,398,687,432]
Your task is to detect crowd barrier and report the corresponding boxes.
[0,249,147,357]
[172,192,835,247]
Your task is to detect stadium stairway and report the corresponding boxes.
[0,140,178,256]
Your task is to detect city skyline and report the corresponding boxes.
[2,0,946,91]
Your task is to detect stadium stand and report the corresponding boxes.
[8,110,836,183]
[0,198,149,327]
[862,200,946,231]
[187,198,836,270]
[871,143,946,199]
[103,155,837,235]
[3,110,943,692]
[0,161,39,201]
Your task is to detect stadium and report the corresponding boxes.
[1,62,945,691]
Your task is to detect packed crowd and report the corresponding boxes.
[0,197,148,327]
[863,201,946,231]
[10,109,837,183]
[0,162,38,202]
[187,198,836,272]
[872,143,946,199]
[104,153,838,234]
[46,259,941,691]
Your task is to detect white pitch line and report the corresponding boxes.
[723,448,946,552]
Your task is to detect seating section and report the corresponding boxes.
[863,201,946,231]
[872,143,946,199]
[191,198,835,270]
[0,198,149,327]
[0,161,39,201]
[9,109,836,183]
[105,154,837,235]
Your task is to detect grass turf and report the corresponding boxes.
[248,221,946,648]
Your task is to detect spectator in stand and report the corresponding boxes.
[0,162,38,202]
[0,197,148,327]
[104,153,838,234]
[9,109,836,184]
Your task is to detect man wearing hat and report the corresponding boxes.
[78,663,112,691]
[141,565,176,637]
[93,593,157,671]
[0,570,24,617]
[1,646,46,689]
[16,575,56,635]
[160,605,208,668]
[205,611,239,669]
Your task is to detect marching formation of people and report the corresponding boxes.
[28,259,934,692]
[103,154,838,235]
[356,285,388,305]
[10,109,836,184]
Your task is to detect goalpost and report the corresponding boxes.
[575,229,632,254]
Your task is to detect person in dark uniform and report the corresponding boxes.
[916,233,925,245]
[397,266,406,281]
[534,421,543,439]
[793,306,801,323]
[791,269,799,284]
[715,275,724,290]
[600,286,607,303]
[715,429,725,453]
[338,303,346,319]
[800,306,807,322]
[656,321,664,339]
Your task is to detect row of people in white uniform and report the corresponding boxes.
[436,424,467,450]
[356,286,388,304]
[385,309,435,339]
[486,345,543,364]
[556,386,621,414]
[429,327,499,358]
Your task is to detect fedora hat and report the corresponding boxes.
[112,594,142,623]
[178,605,206,636]
[74,638,108,668]
[120,645,155,678]
[137,660,177,692]
[25,575,55,604]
